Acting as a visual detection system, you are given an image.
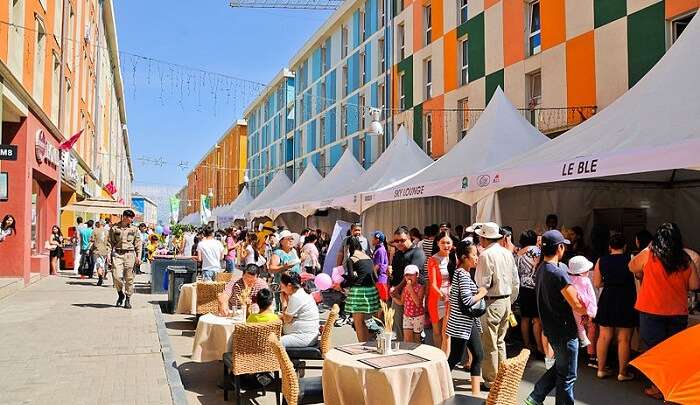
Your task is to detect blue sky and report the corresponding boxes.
[114,1,331,191]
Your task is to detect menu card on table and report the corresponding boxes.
[358,353,430,369]
[335,343,378,355]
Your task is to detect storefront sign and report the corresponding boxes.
[393,185,425,198]
[35,130,60,167]
[0,145,18,161]
[561,158,599,177]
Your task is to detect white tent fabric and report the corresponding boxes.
[243,171,293,219]
[217,186,253,224]
[325,125,432,213]
[179,213,198,225]
[465,13,700,193]
[363,88,550,209]
[275,148,366,217]
[249,164,323,220]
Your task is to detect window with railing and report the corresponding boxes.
[424,58,432,100]
[424,113,433,155]
[360,51,366,84]
[342,64,349,97]
[527,70,542,126]
[342,25,349,58]
[398,23,406,60]
[360,7,366,42]
[358,94,366,131]
[378,0,385,28]
[527,0,541,56]
[378,37,386,72]
[399,72,406,110]
[460,39,469,86]
[672,12,696,43]
[341,103,348,137]
[458,98,469,140]
[459,0,468,25]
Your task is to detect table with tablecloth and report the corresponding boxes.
[322,344,454,405]
[176,283,197,315]
[191,313,245,362]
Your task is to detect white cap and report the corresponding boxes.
[404,264,420,275]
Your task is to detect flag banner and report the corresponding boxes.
[105,181,117,195]
[59,129,84,151]
[169,196,180,224]
[200,194,212,224]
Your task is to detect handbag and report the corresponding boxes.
[458,284,487,318]
[44,240,56,251]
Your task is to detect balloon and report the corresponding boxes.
[331,266,345,284]
[314,273,333,291]
[155,225,164,234]
[163,225,171,235]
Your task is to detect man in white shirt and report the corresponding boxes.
[73,217,86,275]
[197,226,225,281]
[474,222,519,388]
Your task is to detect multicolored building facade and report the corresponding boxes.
[243,0,697,195]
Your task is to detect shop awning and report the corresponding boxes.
[250,163,323,220]
[61,198,137,215]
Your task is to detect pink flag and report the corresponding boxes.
[59,129,84,151]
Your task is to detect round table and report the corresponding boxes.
[176,283,197,315]
[322,344,454,405]
[191,313,245,362]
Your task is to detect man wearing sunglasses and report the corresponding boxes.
[389,226,427,341]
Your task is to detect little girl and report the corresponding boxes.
[567,256,598,347]
[393,264,425,343]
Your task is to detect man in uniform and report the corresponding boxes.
[108,209,142,309]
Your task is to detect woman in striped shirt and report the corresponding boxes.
[446,240,488,396]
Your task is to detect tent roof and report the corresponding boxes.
[62,198,136,215]
[366,89,549,207]
[276,148,366,216]
[218,186,253,219]
[469,13,700,191]
[242,171,293,218]
[250,163,323,219]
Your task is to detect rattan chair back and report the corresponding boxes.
[485,349,531,405]
[215,272,234,283]
[196,282,226,315]
[319,304,340,356]
[269,332,300,405]
[231,321,283,375]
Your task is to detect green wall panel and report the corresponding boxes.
[594,0,627,28]
[467,13,485,82]
[627,1,666,87]
[457,21,469,38]
[485,69,504,104]
[413,103,423,146]
[398,55,414,110]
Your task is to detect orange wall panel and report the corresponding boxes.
[0,2,8,60]
[423,95,445,156]
[503,0,525,66]
[566,31,596,120]
[666,0,699,18]
[432,0,444,39]
[541,0,566,51]
[443,29,458,92]
[413,3,424,52]
[485,0,501,10]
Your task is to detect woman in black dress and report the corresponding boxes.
[593,233,637,381]
[48,225,64,275]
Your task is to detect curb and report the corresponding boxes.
[152,302,189,405]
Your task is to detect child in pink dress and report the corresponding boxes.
[567,256,598,347]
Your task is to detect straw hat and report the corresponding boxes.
[475,222,503,240]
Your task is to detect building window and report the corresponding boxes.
[398,23,406,60]
[359,135,366,166]
[33,17,47,106]
[459,0,468,25]
[527,0,541,56]
[458,98,469,140]
[53,0,62,43]
[378,37,386,72]
[424,5,432,45]
[672,12,696,43]
[360,51,366,85]
[51,53,60,122]
[342,25,349,58]
[341,103,348,137]
[342,64,349,97]
[358,94,366,131]
[527,70,542,126]
[460,39,469,85]
[320,81,327,110]
[399,72,406,111]
[321,44,328,73]
[360,7,366,42]
[320,116,326,146]
[424,113,433,155]
[378,0,385,28]
[319,149,327,174]
[424,58,432,100]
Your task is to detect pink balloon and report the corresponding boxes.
[314,273,333,291]
[331,266,345,284]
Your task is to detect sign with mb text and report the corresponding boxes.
[0,144,18,161]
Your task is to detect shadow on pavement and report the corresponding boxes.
[71,303,115,309]
[166,320,196,331]
[66,280,98,287]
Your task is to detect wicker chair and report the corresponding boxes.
[223,321,283,403]
[215,272,235,283]
[196,282,226,315]
[441,349,531,405]
[286,304,339,372]
[269,333,324,405]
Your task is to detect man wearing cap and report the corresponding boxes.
[108,209,142,309]
[526,230,587,405]
[474,222,519,388]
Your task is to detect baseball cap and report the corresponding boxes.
[404,264,419,275]
[122,209,136,218]
[541,230,571,247]
[373,231,386,243]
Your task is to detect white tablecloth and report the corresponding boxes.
[176,283,197,315]
[191,313,245,362]
[322,344,454,405]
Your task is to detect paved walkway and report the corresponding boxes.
[0,272,173,405]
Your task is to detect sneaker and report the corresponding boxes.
[524,397,542,405]
[587,358,598,369]
[544,357,555,370]
[617,373,634,382]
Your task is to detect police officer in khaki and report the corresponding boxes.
[108,209,142,309]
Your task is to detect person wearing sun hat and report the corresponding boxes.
[525,230,588,405]
[268,230,302,311]
[566,256,598,349]
[474,222,520,388]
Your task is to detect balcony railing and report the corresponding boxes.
[455,106,597,136]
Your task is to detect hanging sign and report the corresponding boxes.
[0,145,18,161]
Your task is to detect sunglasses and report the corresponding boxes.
[392,238,409,244]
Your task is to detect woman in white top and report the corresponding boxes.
[241,232,266,267]
[279,272,320,348]
[301,233,321,274]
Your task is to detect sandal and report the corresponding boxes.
[643,386,663,400]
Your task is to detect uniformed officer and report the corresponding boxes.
[108,209,142,309]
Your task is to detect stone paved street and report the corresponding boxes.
[0,273,172,405]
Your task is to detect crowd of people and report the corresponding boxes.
[197,216,698,404]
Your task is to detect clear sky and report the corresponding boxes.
[113,1,331,192]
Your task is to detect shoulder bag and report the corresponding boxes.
[458,274,487,318]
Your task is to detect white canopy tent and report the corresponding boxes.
[275,148,366,217]
[466,14,700,248]
[249,164,323,220]
[179,213,198,225]
[216,186,253,225]
[243,171,293,220]
[363,88,550,211]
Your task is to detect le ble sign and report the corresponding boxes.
[561,158,599,177]
[0,145,18,161]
